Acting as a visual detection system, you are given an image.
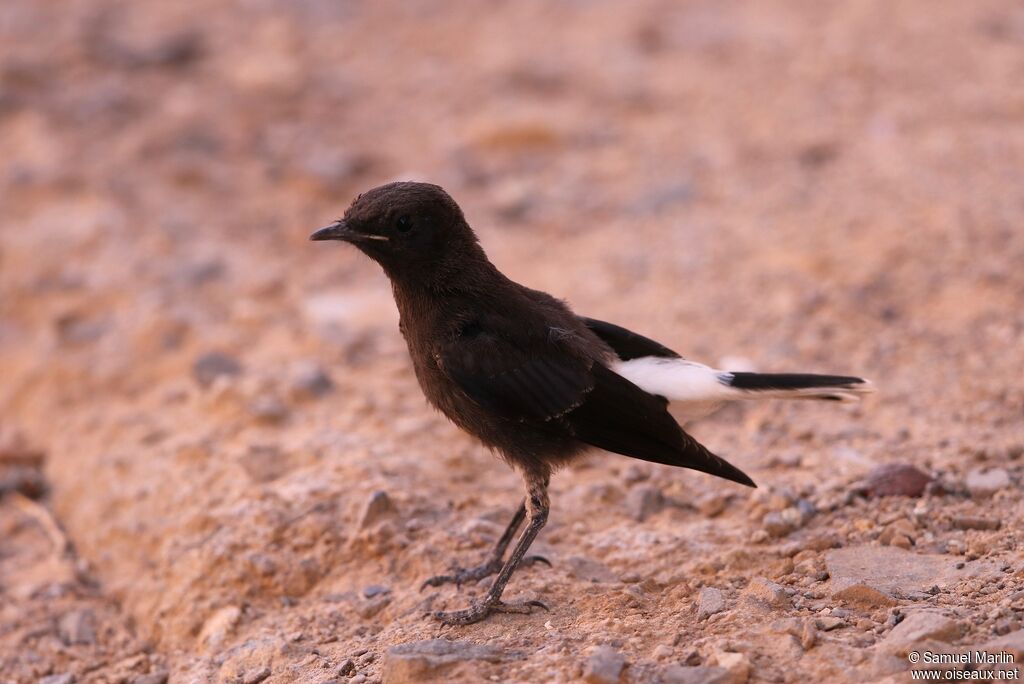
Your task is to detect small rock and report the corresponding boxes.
[363,585,391,599]
[859,463,932,498]
[337,660,356,676]
[58,609,97,645]
[242,668,272,684]
[770,618,803,636]
[826,546,1000,600]
[652,644,673,660]
[743,577,791,610]
[0,464,47,499]
[382,639,509,683]
[966,467,1011,498]
[360,491,398,529]
[567,556,618,583]
[952,516,1001,531]
[290,361,334,399]
[0,430,45,467]
[709,651,750,683]
[192,352,243,388]
[816,616,846,631]
[41,675,75,684]
[661,665,733,684]
[697,587,727,620]
[800,621,819,650]
[357,595,392,619]
[249,394,290,424]
[889,533,913,549]
[698,493,731,518]
[879,519,917,547]
[833,583,897,608]
[626,485,666,522]
[583,645,626,684]
[198,605,241,650]
[54,312,108,346]
[239,444,291,483]
[762,511,795,538]
[882,612,960,654]
[131,673,169,684]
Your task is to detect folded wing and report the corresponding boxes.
[439,330,755,487]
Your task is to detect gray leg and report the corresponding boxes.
[432,473,551,625]
[421,499,551,589]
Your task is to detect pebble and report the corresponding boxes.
[360,491,398,529]
[382,639,509,683]
[952,515,1001,531]
[761,511,794,538]
[249,394,290,424]
[626,485,666,522]
[743,577,791,610]
[833,584,897,608]
[800,622,819,650]
[710,651,751,683]
[356,595,391,619]
[198,605,241,650]
[661,665,734,684]
[881,611,961,654]
[698,493,731,518]
[241,668,271,684]
[41,676,75,684]
[583,645,626,684]
[652,644,673,660]
[816,616,845,631]
[826,545,998,600]
[131,673,169,684]
[859,463,932,498]
[698,587,727,620]
[965,467,1011,498]
[58,609,97,645]
[289,361,334,400]
[337,659,356,676]
[192,351,243,388]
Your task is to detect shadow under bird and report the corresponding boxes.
[310,181,873,625]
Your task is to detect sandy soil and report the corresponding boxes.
[2,1,1024,682]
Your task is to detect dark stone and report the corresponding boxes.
[192,352,243,387]
[859,463,932,498]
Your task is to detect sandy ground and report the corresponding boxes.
[2,0,1024,682]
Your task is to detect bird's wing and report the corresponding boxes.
[580,317,682,360]
[439,331,755,487]
[561,363,755,487]
[439,331,596,422]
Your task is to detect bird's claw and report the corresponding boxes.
[421,555,551,591]
[433,598,550,625]
[420,560,502,591]
[522,554,552,568]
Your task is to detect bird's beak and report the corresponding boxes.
[310,220,354,242]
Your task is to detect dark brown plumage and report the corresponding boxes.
[311,181,870,624]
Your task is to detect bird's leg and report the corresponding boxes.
[421,499,551,589]
[433,473,551,625]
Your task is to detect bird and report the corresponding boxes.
[310,181,873,625]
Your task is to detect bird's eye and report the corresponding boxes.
[395,215,412,233]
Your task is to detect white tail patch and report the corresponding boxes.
[612,356,873,423]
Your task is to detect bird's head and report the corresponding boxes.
[310,182,483,284]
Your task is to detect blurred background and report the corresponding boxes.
[1,1,1023,682]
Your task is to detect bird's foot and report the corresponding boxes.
[433,597,550,625]
[421,555,551,590]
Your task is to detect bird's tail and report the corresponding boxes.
[721,372,874,403]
